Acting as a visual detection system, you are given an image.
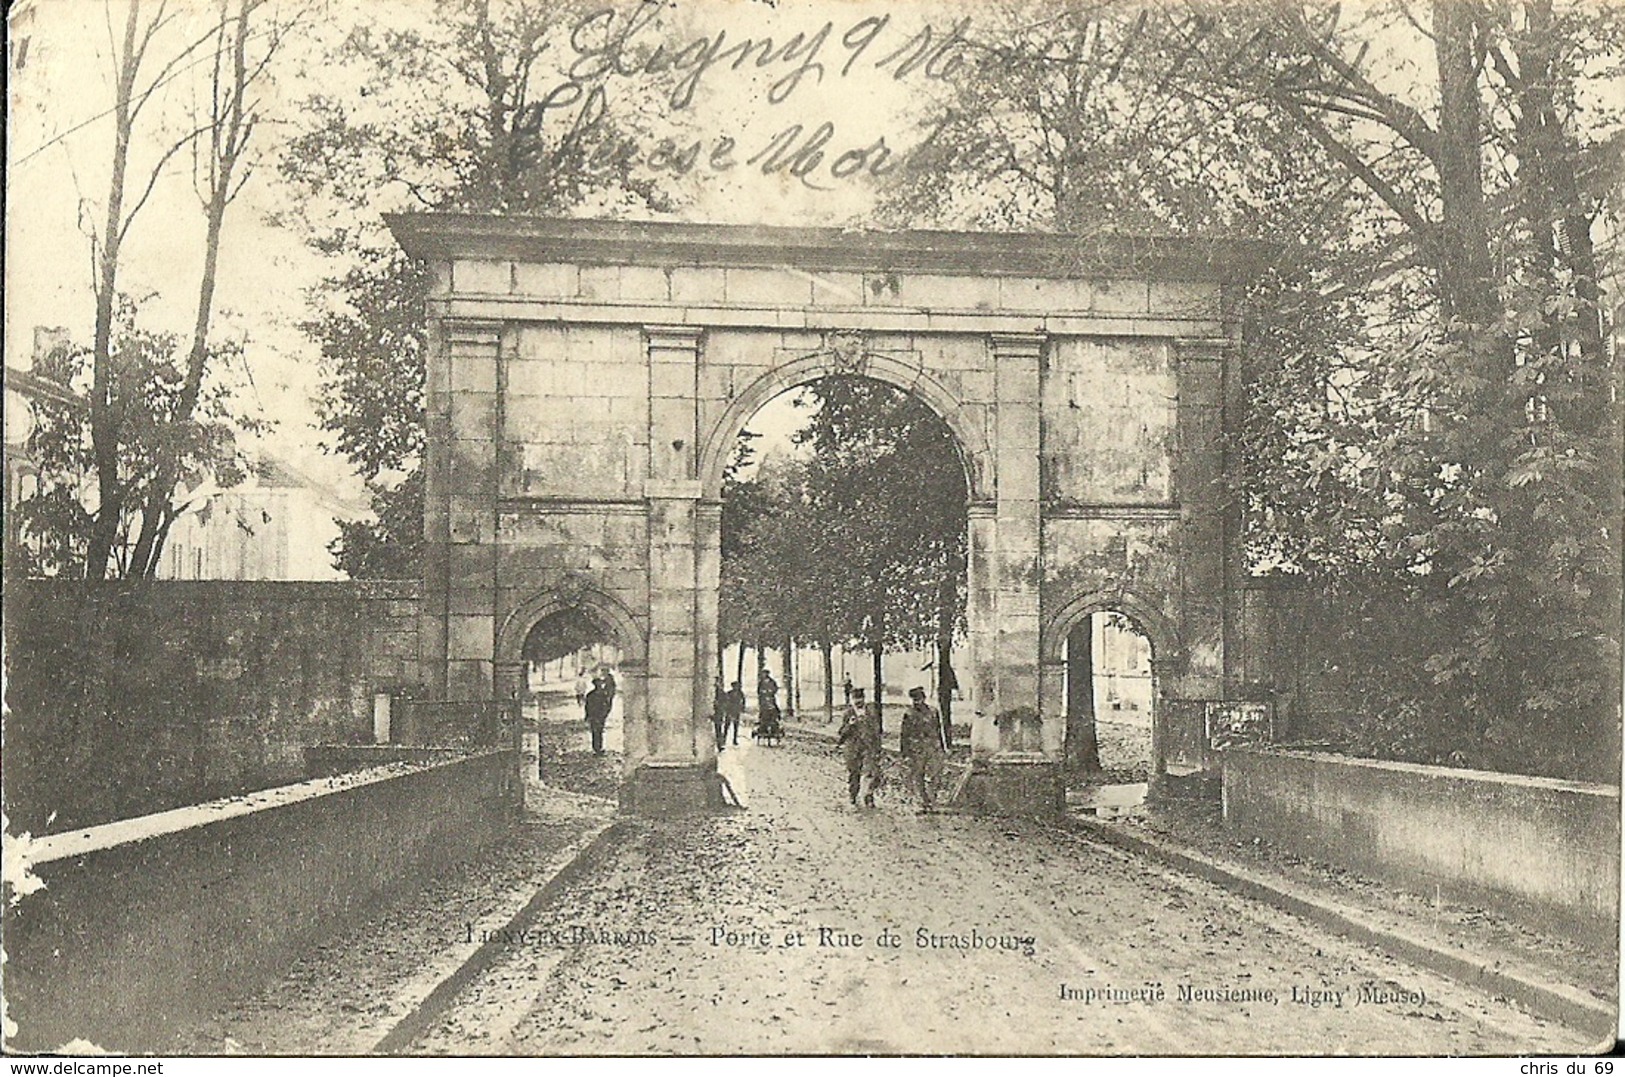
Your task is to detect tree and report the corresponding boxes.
[718,430,767,684]
[125,0,296,579]
[301,250,431,578]
[15,305,258,579]
[280,0,676,576]
[718,377,969,724]
[84,0,205,579]
[878,0,1622,780]
[1192,1,1624,778]
[1063,617,1102,774]
[799,378,968,717]
[80,0,294,580]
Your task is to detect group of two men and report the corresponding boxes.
[713,678,746,748]
[837,685,949,812]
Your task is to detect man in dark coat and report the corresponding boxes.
[583,676,611,756]
[722,680,746,746]
[712,676,729,750]
[836,687,882,807]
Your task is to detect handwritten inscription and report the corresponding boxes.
[565,2,973,110]
[513,1,1002,191]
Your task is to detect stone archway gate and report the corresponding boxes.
[387,214,1256,815]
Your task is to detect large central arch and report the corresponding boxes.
[388,214,1253,815]
[696,341,994,505]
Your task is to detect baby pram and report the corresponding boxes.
[751,703,784,746]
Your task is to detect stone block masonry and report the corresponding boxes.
[387,214,1259,815]
[3,579,422,834]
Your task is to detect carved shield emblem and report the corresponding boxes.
[824,330,868,375]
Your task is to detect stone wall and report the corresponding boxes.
[1222,748,1621,943]
[1229,580,1349,740]
[1041,337,1176,504]
[2,750,516,1052]
[3,579,421,834]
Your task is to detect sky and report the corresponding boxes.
[6,0,1552,514]
[4,0,969,504]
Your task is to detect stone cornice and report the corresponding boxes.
[644,325,705,351]
[497,497,647,515]
[426,296,1223,339]
[444,318,503,346]
[388,214,1271,283]
[1043,503,1182,521]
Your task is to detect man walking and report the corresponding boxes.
[583,676,611,756]
[722,680,745,746]
[901,686,948,812]
[712,676,729,751]
[837,686,882,807]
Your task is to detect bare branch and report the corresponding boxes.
[1395,0,1437,43]
[228,159,257,204]
[118,122,211,246]
[1280,95,1437,244]
[1272,9,1442,163]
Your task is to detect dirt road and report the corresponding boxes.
[413,732,1593,1055]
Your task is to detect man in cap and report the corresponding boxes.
[836,686,882,807]
[583,675,612,756]
[901,686,948,812]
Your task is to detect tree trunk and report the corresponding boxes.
[1064,618,1103,774]
[782,635,794,718]
[85,0,146,580]
[130,0,261,579]
[129,186,228,578]
[821,641,834,723]
[936,577,956,747]
[1512,0,1609,410]
[871,644,884,735]
[735,642,747,690]
[1431,0,1498,331]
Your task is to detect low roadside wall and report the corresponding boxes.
[1222,748,1620,943]
[2,749,517,1053]
[3,578,422,833]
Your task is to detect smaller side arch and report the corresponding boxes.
[496,582,647,669]
[1041,588,1182,667]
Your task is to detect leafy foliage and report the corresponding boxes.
[328,468,427,581]
[14,305,258,579]
[719,377,968,670]
[281,0,676,578]
[298,250,429,579]
[880,0,1622,780]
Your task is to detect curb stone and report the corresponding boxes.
[1063,813,1616,1045]
[369,818,635,1054]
